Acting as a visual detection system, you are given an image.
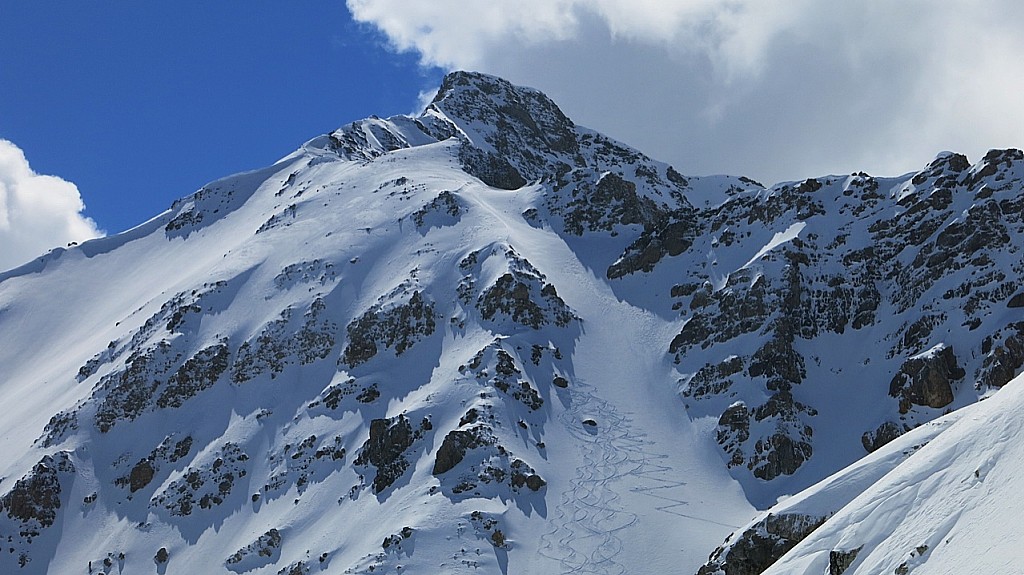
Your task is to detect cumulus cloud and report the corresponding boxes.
[0,139,103,272]
[348,0,1024,184]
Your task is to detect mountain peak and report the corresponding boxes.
[431,71,531,103]
[426,70,579,180]
[430,71,564,125]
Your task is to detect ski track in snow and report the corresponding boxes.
[538,378,740,574]
[485,187,749,573]
[538,379,638,575]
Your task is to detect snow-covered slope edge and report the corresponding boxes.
[697,374,1024,575]
[758,374,1024,575]
[694,402,968,574]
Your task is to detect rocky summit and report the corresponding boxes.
[0,71,1023,574]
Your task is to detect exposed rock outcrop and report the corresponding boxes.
[354,415,431,493]
[829,546,863,575]
[888,345,965,413]
[433,427,492,475]
[861,421,906,453]
[225,528,283,572]
[0,453,75,532]
[696,513,826,575]
[151,442,249,516]
[341,290,436,367]
[977,323,1024,389]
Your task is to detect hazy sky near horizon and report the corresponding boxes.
[2,1,1022,271]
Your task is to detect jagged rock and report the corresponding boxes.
[459,245,578,332]
[459,409,479,426]
[234,298,337,382]
[862,421,906,453]
[684,356,744,399]
[894,314,946,357]
[511,467,546,492]
[978,324,1024,388]
[355,415,431,493]
[0,454,75,570]
[430,71,578,183]
[95,341,179,432]
[273,259,337,290]
[608,213,695,277]
[277,560,309,575]
[324,118,412,161]
[226,528,282,570]
[9,71,1024,574]
[412,190,463,227]
[433,427,493,475]
[478,273,574,329]
[342,290,436,366]
[458,144,526,190]
[165,207,203,233]
[829,545,863,575]
[256,204,298,234]
[670,273,771,358]
[157,341,229,408]
[911,152,970,188]
[506,380,544,411]
[962,148,1023,190]
[696,513,826,575]
[356,384,380,403]
[751,430,813,481]
[554,171,668,236]
[889,345,965,413]
[662,147,1024,486]
[432,405,544,497]
[127,460,156,493]
[115,435,193,494]
[38,410,78,448]
[295,298,337,363]
[0,452,74,530]
[699,324,814,479]
[717,402,750,467]
[308,377,362,411]
[382,527,415,551]
[151,443,248,516]
[749,333,805,390]
[464,344,545,410]
[494,349,518,376]
[262,435,346,497]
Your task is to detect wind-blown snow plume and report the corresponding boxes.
[348,0,1024,184]
[0,139,102,271]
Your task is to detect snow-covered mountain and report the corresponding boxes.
[0,71,1022,575]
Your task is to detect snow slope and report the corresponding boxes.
[762,373,1024,574]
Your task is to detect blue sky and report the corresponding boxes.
[3,1,1023,271]
[1,2,442,235]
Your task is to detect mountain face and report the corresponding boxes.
[0,71,1022,575]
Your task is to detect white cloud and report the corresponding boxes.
[348,0,1024,184]
[0,139,103,272]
